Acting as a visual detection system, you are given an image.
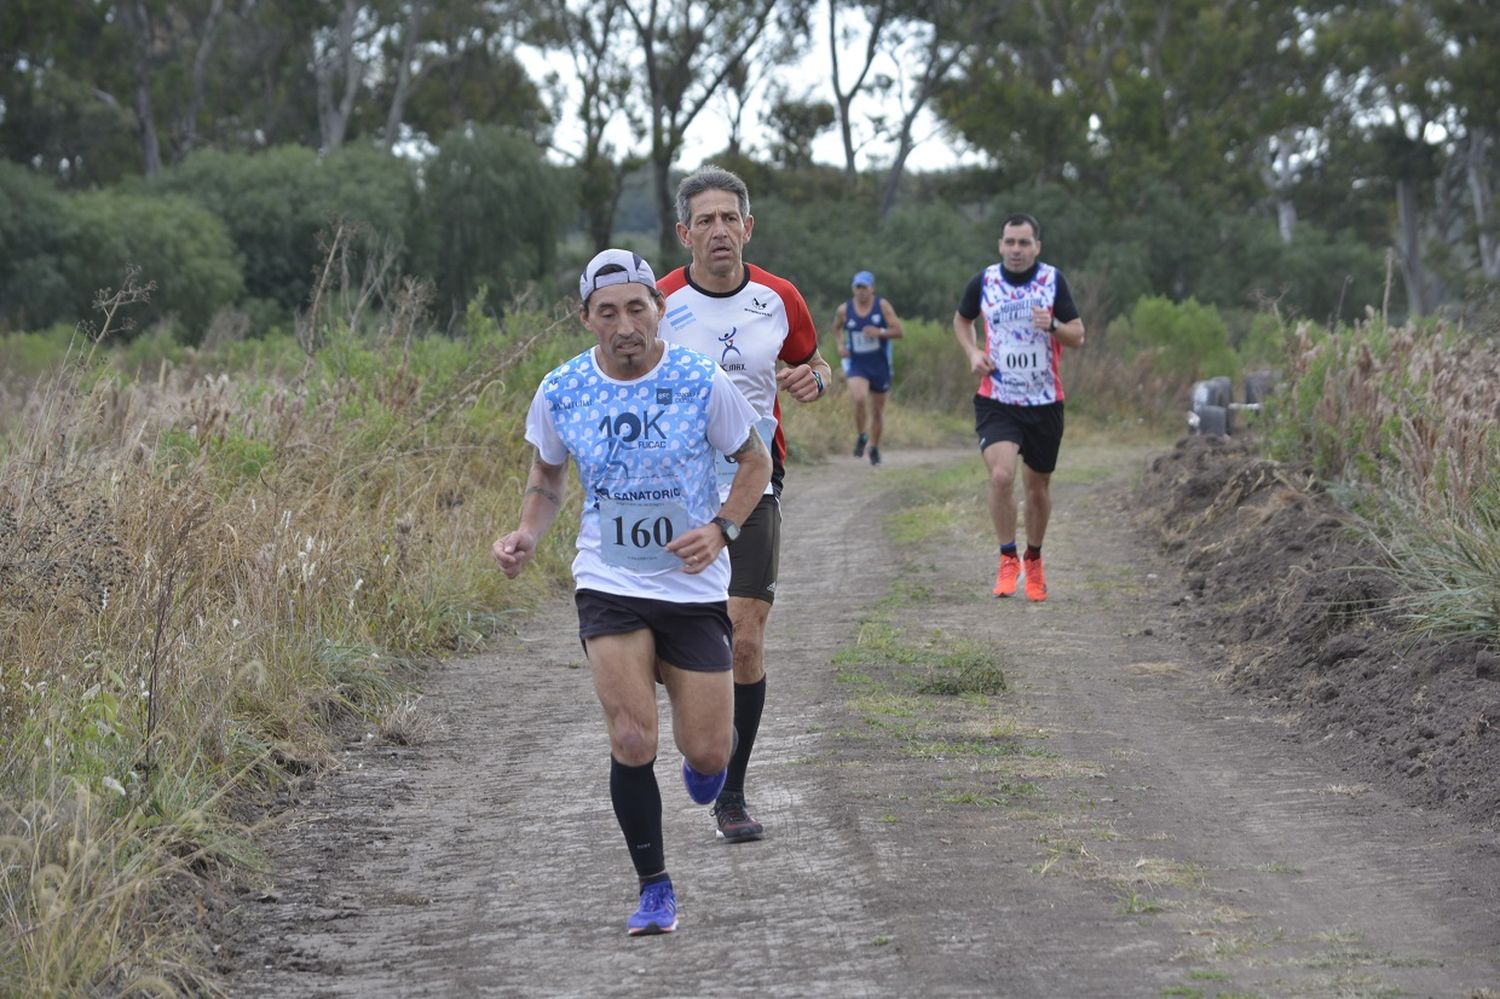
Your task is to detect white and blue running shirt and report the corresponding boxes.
[525,342,758,603]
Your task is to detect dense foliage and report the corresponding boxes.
[4,1,1499,340]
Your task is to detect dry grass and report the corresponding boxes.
[1269,317,1500,644]
[0,273,583,994]
[1276,319,1499,510]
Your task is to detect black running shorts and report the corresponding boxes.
[974,396,1065,475]
[728,492,781,604]
[575,589,733,672]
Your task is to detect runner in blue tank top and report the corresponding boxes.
[832,270,904,466]
[493,249,771,937]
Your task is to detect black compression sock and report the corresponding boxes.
[609,757,664,880]
[1025,544,1042,560]
[724,678,766,796]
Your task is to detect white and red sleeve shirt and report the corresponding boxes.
[657,263,820,491]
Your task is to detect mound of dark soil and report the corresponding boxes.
[1140,435,1500,828]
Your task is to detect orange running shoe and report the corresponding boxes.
[993,553,1021,597]
[1024,555,1047,602]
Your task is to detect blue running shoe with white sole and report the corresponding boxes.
[682,760,728,805]
[627,880,678,936]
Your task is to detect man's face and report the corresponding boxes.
[581,283,662,373]
[853,283,874,306]
[999,222,1041,272]
[676,188,754,279]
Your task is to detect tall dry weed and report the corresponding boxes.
[1272,316,1500,643]
[0,262,578,992]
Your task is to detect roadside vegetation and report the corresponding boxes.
[1264,316,1500,646]
[0,271,589,995]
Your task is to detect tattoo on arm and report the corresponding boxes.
[729,431,767,463]
[524,485,562,506]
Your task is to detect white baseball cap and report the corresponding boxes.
[579,248,658,304]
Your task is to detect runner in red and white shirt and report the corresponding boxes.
[953,212,1085,603]
[657,165,832,844]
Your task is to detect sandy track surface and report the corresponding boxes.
[228,443,1500,998]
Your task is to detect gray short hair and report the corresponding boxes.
[675,165,751,227]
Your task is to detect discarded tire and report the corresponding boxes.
[1244,371,1275,405]
[1195,403,1229,436]
[1206,375,1233,408]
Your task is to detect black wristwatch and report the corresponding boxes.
[1048,315,1059,333]
[711,516,740,544]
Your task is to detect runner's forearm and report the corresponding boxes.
[517,459,567,540]
[1053,318,1085,349]
[953,313,980,357]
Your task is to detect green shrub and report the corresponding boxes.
[160,145,419,314]
[61,189,244,335]
[1110,295,1240,384]
[0,325,76,383]
[1239,312,1287,368]
[416,127,569,319]
[0,163,80,331]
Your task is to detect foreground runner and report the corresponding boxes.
[493,249,770,935]
[658,165,831,843]
[833,270,904,467]
[952,212,1085,602]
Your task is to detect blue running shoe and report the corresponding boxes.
[627,880,678,936]
[682,759,728,805]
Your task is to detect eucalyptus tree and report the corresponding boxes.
[372,0,550,149]
[528,0,639,250]
[1435,0,1500,283]
[824,0,895,179]
[598,0,812,257]
[872,0,1005,217]
[1315,1,1454,315]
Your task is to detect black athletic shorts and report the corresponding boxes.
[728,492,781,604]
[974,396,1065,474]
[574,589,733,672]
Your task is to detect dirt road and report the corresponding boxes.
[228,442,1500,998]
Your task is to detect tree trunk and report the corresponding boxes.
[123,1,163,176]
[1467,128,1499,281]
[1395,176,1431,317]
[316,0,363,152]
[654,146,677,262]
[1259,132,1300,245]
[1276,198,1297,245]
[384,2,429,151]
[180,0,227,158]
[827,0,888,179]
[878,29,960,218]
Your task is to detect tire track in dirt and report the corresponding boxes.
[227,442,1500,998]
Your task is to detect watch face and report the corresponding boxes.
[716,517,739,542]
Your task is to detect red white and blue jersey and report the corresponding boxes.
[657,263,819,495]
[962,262,1070,405]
